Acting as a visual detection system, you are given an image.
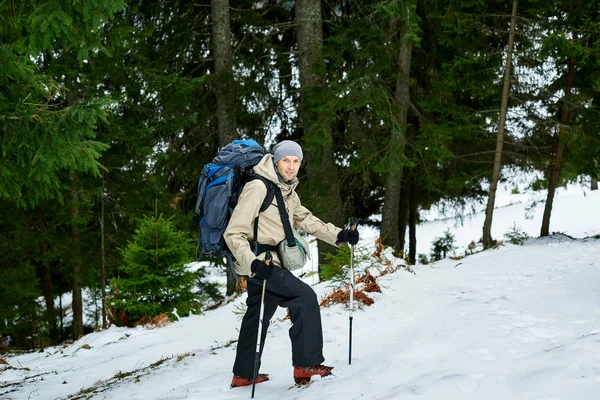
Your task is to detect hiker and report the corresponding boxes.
[224,140,359,387]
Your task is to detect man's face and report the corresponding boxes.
[275,156,301,181]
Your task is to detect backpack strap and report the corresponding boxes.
[248,175,295,249]
[194,165,209,214]
[273,186,296,248]
[250,176,277,255]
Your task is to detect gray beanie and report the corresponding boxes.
[272,140,303,164]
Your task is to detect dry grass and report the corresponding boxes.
[372,237,385,258]
[320,287,374,308]
[363,281,381,293]
[356,271,381,293]
[378,260,400,277]
[133,312,171,329]
[356,271,376,285]
[176,352,195,362]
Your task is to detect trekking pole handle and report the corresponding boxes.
[264,251,272,266]
[349,217,358,231]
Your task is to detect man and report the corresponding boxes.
[224,140,359,387]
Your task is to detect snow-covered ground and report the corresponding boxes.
[1,187,600,400]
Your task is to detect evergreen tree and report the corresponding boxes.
[0,0,125,207]
[536,1,600,236]
[110,216,199,326]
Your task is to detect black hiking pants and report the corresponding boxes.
[232,268,325,378]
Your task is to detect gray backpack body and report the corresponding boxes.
[195,139,274,277]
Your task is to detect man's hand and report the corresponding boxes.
[337,228,359,245]
[251,259,274,279]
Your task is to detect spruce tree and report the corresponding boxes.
[110,216,199,326]
[0,0,125,207]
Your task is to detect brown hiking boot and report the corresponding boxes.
[230,374,269,388]
[293,364,333,384]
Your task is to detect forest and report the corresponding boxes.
[1,0,598,349]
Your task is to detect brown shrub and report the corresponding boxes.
[133,312,171,329]
[372,237,385,258]
[363,281,381,293]
[356,271,381,292]
[320,287,374,308]
[379,260,399,277]
[356,271,376,285]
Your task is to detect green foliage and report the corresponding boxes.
[233,303,247,321]
[0,0,125,207]
[0,0,598,348]
[109,216,199,326]
[430,229,456,261]
[319,244,352,283]
[0,264,43,349]
[505,224,530,245]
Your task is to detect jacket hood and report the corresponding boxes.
[253,154,299,193]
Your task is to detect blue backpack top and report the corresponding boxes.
[195,139,274,276]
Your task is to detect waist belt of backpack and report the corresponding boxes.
[253,243,278,254]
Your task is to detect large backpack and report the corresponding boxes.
[194,139,275,277]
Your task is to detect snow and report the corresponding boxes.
[2,188,600,400]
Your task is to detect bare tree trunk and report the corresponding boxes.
[408,173,417,265]
[63,77,84,340]
[59,291,64,336]
[295,0,344,273]
[380,3,415,251]
[40,262,58,343]
[70,173,84,340]
[34,208,58,344]
[591,178,598,191]
[211,0,236,146]
[397,180,408,255]
[100,172,106,328]
[482,0,518,248]
[212,0,237,295]
[541,56,574,237]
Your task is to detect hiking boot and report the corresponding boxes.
[230,374,269,388]
[293,364,333,384]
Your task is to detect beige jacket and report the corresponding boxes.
[224,154,342,277]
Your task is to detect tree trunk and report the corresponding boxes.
[212,0,237,295]
[408,172,417,265]
[70,173,84,340]
[397,180,408,255]
[482,0,518,248]
[100,172,107,328]
[380,4,415,251]
[40,262,58,343]
[211,0,236,146]
[541,55,574,237]
[591,178,598,191]
[34,208,58,344]
[59,290,64,336]
[63,76,84,340]
[295,0,344,273]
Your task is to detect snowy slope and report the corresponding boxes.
[1,189,600,400]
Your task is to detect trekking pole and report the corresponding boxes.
[251,251,271,399]
[348,218,358,365]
